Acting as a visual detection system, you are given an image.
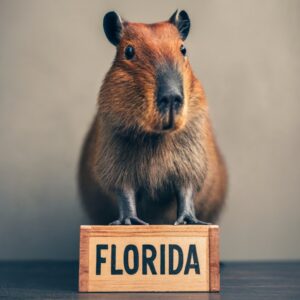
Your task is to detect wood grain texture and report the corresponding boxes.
[209,225,220,291]
[78,225,219,292]
[78,227,89,292]
[80,225,210,236]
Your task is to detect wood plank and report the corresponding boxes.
[78,225,219,292]
[209,225,220,291]
[80,225,210,237]
[78,227,89,292]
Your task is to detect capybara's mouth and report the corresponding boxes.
[161,107,175,130]
[156,117,184,133]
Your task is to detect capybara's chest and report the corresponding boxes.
[97,132,207,192]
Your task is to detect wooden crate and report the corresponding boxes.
[79,225,220,292]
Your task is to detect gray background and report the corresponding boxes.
[0,0,299,261]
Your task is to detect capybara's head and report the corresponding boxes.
[99,10,203,134]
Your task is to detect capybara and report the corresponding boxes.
[78,10,227,225]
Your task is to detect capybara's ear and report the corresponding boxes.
[169,10,190,40]
[103,11,124,46]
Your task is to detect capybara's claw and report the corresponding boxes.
[110,216,149,225]
[174,214,210,225]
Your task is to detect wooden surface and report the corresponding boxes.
[79,225,218,292]
[1,261,300,299]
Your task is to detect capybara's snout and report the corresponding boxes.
[156,65,184,130]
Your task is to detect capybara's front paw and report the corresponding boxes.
[174,213,210,225]
[109,216,149,225]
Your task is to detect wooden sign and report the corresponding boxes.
[79,225,220,292]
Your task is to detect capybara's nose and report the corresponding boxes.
[156,65,183,116]
[157,92,183,114]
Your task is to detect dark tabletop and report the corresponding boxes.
[0,261,299,299]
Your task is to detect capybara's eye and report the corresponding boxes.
[180,45,187,56]
[124,45,135,60]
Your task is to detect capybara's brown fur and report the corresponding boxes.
[78,11,227,225]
